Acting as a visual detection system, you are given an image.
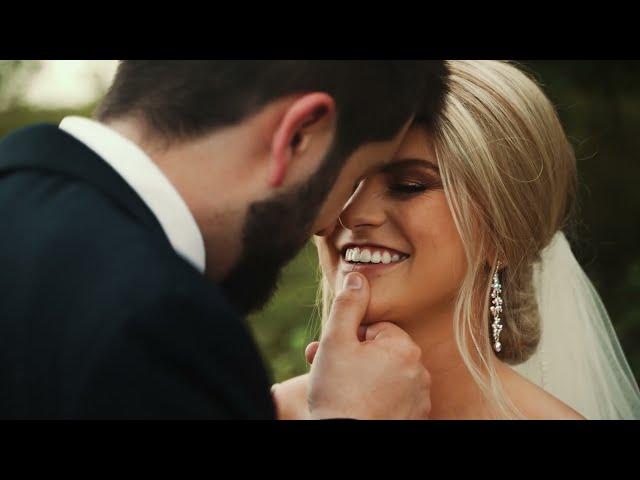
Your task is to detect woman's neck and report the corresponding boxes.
[403,310,494,419]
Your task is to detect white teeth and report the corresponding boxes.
[344,247,407,265]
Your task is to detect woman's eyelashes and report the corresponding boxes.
[387,174,441,197]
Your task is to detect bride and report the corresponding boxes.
[272,60,640,419]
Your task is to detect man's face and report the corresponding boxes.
[219,121,412,316]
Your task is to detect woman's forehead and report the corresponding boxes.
[393,124,434,161]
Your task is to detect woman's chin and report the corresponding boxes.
[332,272,411,325]
[362,299,404,326]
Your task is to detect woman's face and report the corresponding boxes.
[318,124,467,326]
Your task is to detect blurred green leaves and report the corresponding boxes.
[0,61,42,111]
[247,242,321,383]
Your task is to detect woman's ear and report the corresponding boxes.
[268,92,335,188]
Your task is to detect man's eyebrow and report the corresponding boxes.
[380,158,440,174]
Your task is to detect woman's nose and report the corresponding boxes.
[339,179,387,231]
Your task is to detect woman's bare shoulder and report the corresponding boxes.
[271,373,311,420]
[502,366,585,420]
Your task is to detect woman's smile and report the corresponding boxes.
[338,242,410,275]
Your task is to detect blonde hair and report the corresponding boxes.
[315,61,578,418]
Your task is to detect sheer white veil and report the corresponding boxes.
[513,231,640,419]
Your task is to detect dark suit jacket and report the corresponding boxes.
[0,124,276,419]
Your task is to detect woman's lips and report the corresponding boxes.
[339,245,410,274]
[340,244,409,263]
[340,251,410,273]
[340,259,408,273]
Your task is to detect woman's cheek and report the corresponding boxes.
[317,241,337,274]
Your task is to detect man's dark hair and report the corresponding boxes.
[96,60,446,158]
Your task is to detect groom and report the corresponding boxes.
[0,61,446,419]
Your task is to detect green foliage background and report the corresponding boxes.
[1,60,638,385]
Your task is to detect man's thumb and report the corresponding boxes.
[305,341,320,364]
[322,272,370,343]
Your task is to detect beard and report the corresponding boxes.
[218,148,345,316]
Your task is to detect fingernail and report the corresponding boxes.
[343,272,363,290]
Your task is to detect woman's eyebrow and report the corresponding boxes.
[380,158,440,174]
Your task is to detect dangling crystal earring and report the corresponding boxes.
[490,261,504,353]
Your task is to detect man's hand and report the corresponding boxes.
[307,272,431,420]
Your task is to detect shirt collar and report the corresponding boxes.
[59,116,206,273]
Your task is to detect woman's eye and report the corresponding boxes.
[388,182,428,195]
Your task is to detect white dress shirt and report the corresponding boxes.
[59,116,206,273]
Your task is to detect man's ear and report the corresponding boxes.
[268,92,336,188]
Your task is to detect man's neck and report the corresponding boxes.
[103,116,245,282]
